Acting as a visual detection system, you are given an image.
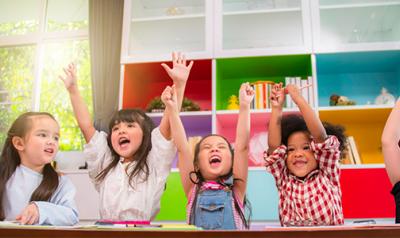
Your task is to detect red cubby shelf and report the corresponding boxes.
[122,59,212,111]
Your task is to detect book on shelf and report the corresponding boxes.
[250,81,274,110]
[284,76,315,109]
[348,136,362,164]
[342,140,355,164]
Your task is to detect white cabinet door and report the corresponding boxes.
[215,0,313,57]
[121,0,213,63]
[312,0,400,52]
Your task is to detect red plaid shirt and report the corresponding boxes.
[264,136,344,226]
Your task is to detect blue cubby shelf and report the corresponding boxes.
[316,50,400,107]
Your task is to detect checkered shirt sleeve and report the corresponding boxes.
[311,135,341,186]
[263,145,287,186]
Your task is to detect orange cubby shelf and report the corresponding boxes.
[319,108,391,164]
[122,59,212,111]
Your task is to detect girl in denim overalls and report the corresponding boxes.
[164,83,254,230]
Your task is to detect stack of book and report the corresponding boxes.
[285,76,315,108]
[250,81,275,109]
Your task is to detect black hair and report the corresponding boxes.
[95,109,155,188]
[0,112,59,220]
[281,114,347,156]
[189,134,252,229]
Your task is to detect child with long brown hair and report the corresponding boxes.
[0,112,78,225]
[60,52,193,220]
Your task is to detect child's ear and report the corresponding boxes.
[12,136,25,151]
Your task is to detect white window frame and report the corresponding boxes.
[0,0,89,112]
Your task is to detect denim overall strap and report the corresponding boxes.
[191,176,236,230]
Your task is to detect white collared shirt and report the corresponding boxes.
[84,127,176,220]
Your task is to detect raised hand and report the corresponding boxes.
[161,52,194,87]
[270,83,285,109]
[161,85,178,112]
[239,82,255,107]
[285,84,302,102]
[59,63,77,92]
[16,203,39,225]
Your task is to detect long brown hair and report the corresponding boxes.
[95,109,155,188]
[0,112,59,220]
[189,134,252,229]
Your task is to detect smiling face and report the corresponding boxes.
[110,121,144,162]
[286,131,318,178]
[196,135,233,181]
[13,115,60,172]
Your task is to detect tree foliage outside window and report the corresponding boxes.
[0,0,91,151]
[40,40,92,151]
[0,46,35,148]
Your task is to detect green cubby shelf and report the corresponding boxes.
[215,54,312,110]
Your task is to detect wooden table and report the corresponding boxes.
[1,225,400,238]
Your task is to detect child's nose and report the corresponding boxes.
[293,150,303,157]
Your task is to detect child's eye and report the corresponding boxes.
[218,145,227,149]
[38,133,47,137]
[112,127,119,131]
[303,145,311,150]
[54,136,59,141]
[127,123,134,128]
[287,148,295,153]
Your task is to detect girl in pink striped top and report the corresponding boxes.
[162,83,254,230]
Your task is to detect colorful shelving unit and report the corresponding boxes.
[119,0,400,222]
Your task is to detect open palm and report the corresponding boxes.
[59,63,77,91]
[161,52,193,87]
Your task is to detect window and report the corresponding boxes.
[0,0,92,151]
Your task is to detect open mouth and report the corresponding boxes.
[118,137,130,147]
[44,148,54,154]
[293,159,307,167]
[209,155,221,167]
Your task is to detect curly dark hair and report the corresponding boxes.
[281,114,347,157]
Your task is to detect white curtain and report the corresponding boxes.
[89,0,124,132]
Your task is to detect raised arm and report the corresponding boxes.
[161,85,194,197]
[59,63,95,143]
[267,83,285,154]
[233,83,254,201]
[286,84,327,143]
[382,99,400,185]
[158,52,194,139]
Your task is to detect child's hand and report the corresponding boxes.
[161,85,179,112]
[16,203,39,225]
[239,82,255,107]
[161,52,194,88]
[59,63,78,92]
[270,83,285,109]
[285,84,302,102]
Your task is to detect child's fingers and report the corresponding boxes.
[177,52,182,64]
[187,61,194,70]
[27,214,37,225]
[161,63,172,73]
[182,54,186,65]
[172,52,177,65]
